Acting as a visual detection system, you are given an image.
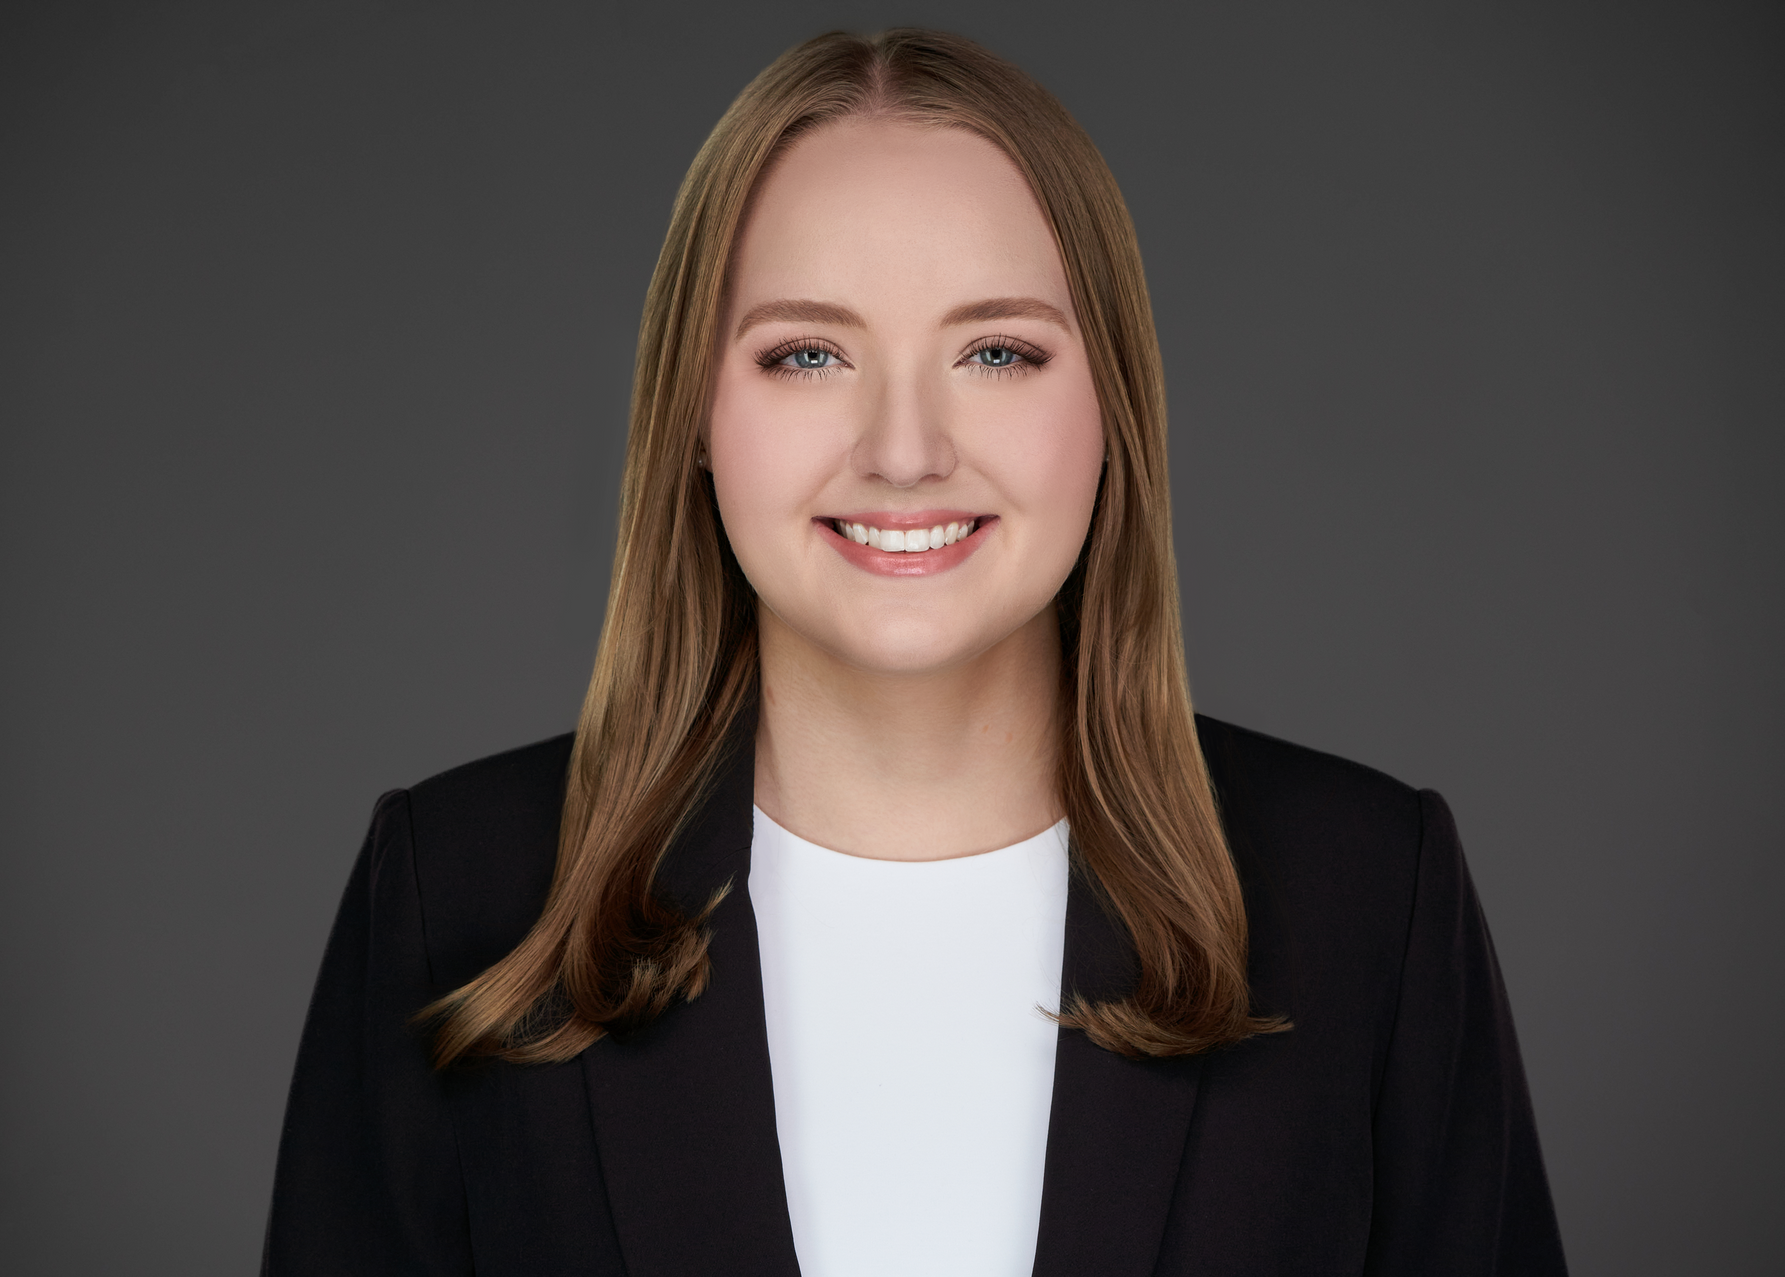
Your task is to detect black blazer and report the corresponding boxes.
[264,714,1567,1275]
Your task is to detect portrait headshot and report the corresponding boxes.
[0,3,1778,1276]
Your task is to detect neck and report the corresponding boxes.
[753,604,1064,862]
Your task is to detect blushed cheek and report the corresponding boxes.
[708,373,822,564]
[707,377,771,553]
[1014,391,1105,541]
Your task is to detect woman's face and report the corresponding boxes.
[709,119,1105,677]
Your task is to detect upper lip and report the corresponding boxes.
[822,510,987,530]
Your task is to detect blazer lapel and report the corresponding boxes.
[1031,866,1205,1277]
[574,708,1202,1277]
[579,710,802,1277]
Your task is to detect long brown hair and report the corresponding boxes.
[425,28,1283,1066]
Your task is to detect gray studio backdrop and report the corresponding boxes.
[2,1,1779,1273]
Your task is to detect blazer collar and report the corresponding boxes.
[579,700,803,1277]
[579,702,1202,1277]
[1031,867,1207,1277]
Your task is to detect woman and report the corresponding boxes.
[264,29,1567,1277]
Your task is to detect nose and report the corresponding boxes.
[850,363,955,488]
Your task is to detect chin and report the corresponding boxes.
[821,617,999,677]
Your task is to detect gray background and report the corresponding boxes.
[2,1,1779,1273]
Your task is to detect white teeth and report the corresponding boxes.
[831,521,985,553]
[836,518,980,552]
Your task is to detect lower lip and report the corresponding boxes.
[818,518,997,577]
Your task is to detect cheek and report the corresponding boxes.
[988,372,1106,541]
[707,365,819,538]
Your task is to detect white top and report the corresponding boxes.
[748,806,1070,1277]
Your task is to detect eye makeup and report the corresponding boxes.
[752,333,1054,380]
[757,337,851,379]
[956,334,1050,377]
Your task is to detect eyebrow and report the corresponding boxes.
[940,296,1071,330]
[734,299,866,339]
[732,295,1073,341]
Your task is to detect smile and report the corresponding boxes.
[816,510,994,577]
[829,518,980,553]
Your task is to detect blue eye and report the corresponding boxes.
[781,348,836,370]
[973,346,1019,368]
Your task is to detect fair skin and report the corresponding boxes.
[708,118,1106,862]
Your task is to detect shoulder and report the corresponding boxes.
[1193,714,1430,952]
[391,733,576,989]
[404,732,577,847]
[1194,715,1423,849]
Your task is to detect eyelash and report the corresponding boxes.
[757,338,850,380]
[959,334,1050,378]
[753,334,1053,380]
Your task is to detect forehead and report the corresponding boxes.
[728,119,1069,317]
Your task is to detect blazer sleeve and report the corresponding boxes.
[262,789,474,1276]
[1363,789,1569,1275]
